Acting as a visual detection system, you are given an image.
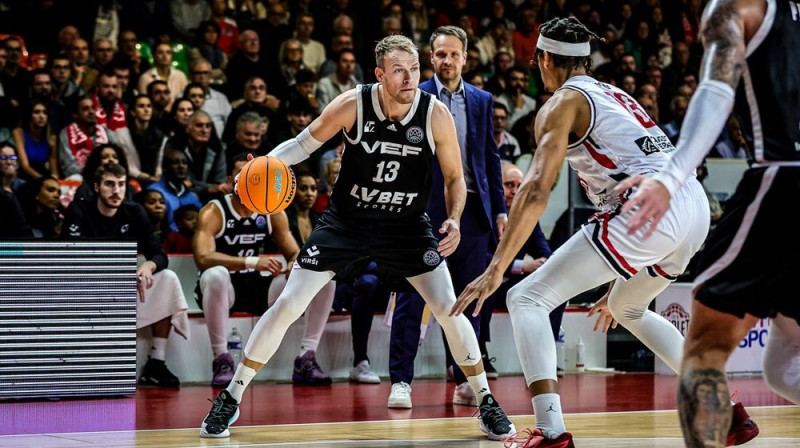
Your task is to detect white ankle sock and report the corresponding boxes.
[149,337,168,361]
[226,363,257,403]
[533,393,566,438]
[467,372,491,403]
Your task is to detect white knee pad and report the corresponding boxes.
[199,266,231,303]
[607,296,648,322]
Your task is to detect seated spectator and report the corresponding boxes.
[273,38,306,100]
[225,112,272,168]
[18,174,64,239]
[112,30,152,87]
[292,13,326,74]
[63,163,189,388]
[68,38,99,93]
[90,38,115,73]
[184,83,208,111]
[147,80,174,135]
[318,33,365,83]
[28,69,71,138]
[313,158,339,214]
[138,43,189,111]
[225,30,271,102]
[194,157,335,386]
[164,110,229,200]
[93,71,141,180]
[222,76,273,143]
[188,20,228,86]
[163,203,198,253]
[209,0,239,55]
[12,101,58,180]
[129,95,168,181]
[316,50,358,111]
[2,37,32,105]
[188,60,232,140]
[660,94,689,144]
[283,69,320,115]
[74,143,139,202]
[49,55,83,104]
[134,189,169,243]
[58,95,121,180]
[171,0,211,44]
[147,148,203,231]
[710,116,749,159]
[492,102,521,162]
[1,141,25,193]
[495,66,536,129]
[112,62,137,109]
[165,97,197,144]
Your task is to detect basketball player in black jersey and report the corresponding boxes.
[618,0,799,446]
[201,34,516,440]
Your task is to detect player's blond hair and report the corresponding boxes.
[374,34,418,70]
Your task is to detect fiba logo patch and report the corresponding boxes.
[661,303,690,336]
[406,126,424,144]
[423,249,440,266]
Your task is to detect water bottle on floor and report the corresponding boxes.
[576,337,586,372]
[228,327,242,365]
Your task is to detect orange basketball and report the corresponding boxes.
[236,156,296,215]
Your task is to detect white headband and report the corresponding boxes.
[536,35,590,57]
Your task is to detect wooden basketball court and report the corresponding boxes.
[1,375,797,448]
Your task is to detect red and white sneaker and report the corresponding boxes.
[503,428,575,448]
[726,402,759,446]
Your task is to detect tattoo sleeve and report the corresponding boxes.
[699,0,748,90]
[678,368,732,448]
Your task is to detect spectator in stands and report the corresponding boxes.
[166,97,196,144]
[495,66,536,128]
[111,62,136,109]
[18,174,63,238]
[57,25,80,57]
[406,0,431,46]
[661,94,689,144]
[90,38,115,73]
[222,76,272,143]
[188,20,228,86]
[284,69,320,115]
[112,30,151,83]
[465,71,484,90]
[74,143,135,202]
[225,112,271,168]
[484,50,513,95]
[271,99,314,163]
[255,2,291,67]
[68,38,98,93]
[170,0,211,44]
[620,73,637,96]
[138,43,189,110]
[28,69,71,134]
[316,50,357,111]
[1,141,25,193]
[134,189,169,243]
[12,101,58,180]
[318,33,365,82]
[225,30,271,102]
[165,110,228,200]
[313,157,339,214]
[292,13,326,74]
[273,38,306,101]
[184,83,207,111]
[63,163,189,387]
[93,72,140,180]
[147,148,203,232]
[710,116,749,160]
[492,102,521,163]
[194,157,335,386]
[209,0,239,55]
[2,37,32,105]
[512,4,540,70]
[147,80,173,134]
[163,203,198,254]
[129,95,168,181]
[476,18,513,67]
[189,60,231,139]
[58,95,120,180]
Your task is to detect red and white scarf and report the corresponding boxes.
[93,92,128,131]
[66,122,110,169]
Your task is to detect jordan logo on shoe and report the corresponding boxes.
[546,403,556,413]
[464,353,476,362]
[235,380,244,385]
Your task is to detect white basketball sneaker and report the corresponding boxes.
[388,382,412,409]
[349,360,381,384]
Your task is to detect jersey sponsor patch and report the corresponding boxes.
[634,135,672,155]
[406,126,424,144]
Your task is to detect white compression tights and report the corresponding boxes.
[200,266,335,362]
[407,263,482,369]
[508,233,686,385]
[763,313,800,404]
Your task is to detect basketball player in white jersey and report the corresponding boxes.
[201,34,515,441]
[616,0,800,446]
[452,17,756,447]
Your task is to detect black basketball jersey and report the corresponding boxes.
[327,83,437,222]
[211,194,271,260]
[735,0,800,163]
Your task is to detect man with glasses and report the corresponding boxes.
[30,69,71,136]
[226,30,270,102]
[222,76,272,142]
[48,54,82,103]
[189,60,231,139]
[492,102,521,162]
[495,66,536,128]
[2,37,31,105]
[90,38,115,73]
[146,80,173,135]
[164,111,229,201]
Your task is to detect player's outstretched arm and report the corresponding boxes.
[431,100,466,258]
[616,0,763,237]
[451,90,576,317]
[268,88,359,165]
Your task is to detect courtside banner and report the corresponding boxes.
[654,283,766,375]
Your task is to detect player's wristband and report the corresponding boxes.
[511,259,525,275]
[244,257,259,270]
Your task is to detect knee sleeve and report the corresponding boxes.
[607,296,648,322]
[200,266,232,308]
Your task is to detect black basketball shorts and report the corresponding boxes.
[195,271,274,315]
[296,211,443,279]
[694,166,800,323]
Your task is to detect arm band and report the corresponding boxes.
[268,127,324,165]
[653,80,736,196]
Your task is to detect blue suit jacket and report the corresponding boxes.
[419,78,506,231]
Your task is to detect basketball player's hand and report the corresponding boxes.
[255,256,284,276]
[587,294,617,333]
[136,261,157,302]
[438,219,461,257]
[614,174,672,239]
[451,267,503,317]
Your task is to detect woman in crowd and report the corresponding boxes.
[19,175,64,238]
[189,20,228,85]
[134,188,169,243]
[12,101,58,180]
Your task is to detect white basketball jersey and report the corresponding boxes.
[560,75,675,211]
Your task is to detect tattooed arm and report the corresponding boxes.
[615,0,765,237]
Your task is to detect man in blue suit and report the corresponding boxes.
[387,26,507,409]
